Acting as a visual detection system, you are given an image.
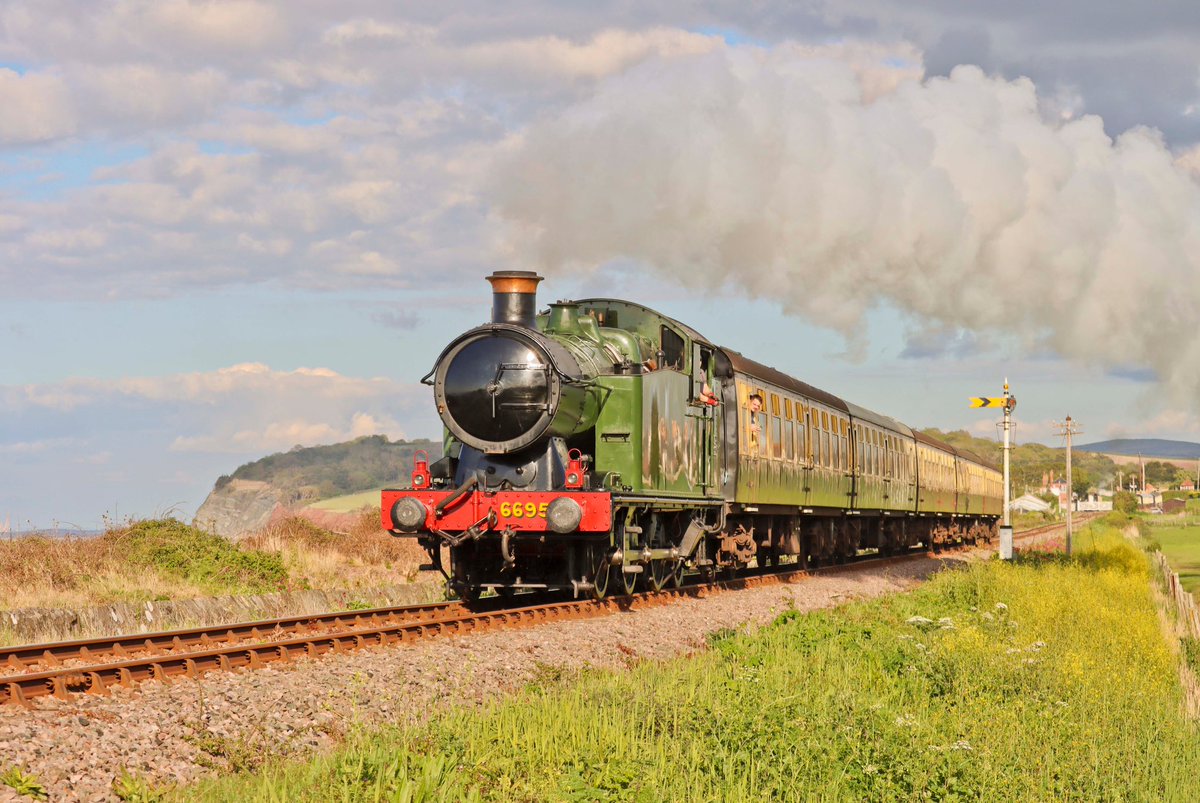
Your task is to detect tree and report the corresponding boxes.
[1071,469,1094,501]
[1113,491,1138,514]
[1143,460,1177,487]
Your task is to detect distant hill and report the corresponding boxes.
[1075,438,1200,459]
[194,435,442,539]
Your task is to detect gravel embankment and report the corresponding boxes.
[0,545,1013,802]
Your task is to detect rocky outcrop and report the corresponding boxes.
[193,479,285,540]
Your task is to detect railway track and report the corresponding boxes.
[0,519,1081,707]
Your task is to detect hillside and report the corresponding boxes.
[194,435,442,539]
[1075,438,1200,459]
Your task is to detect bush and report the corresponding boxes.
[105,519,288,594]
[1113,491,1138,515]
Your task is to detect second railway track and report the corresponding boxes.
[0,518,1084,708]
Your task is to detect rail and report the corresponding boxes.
[0,520,1074,707]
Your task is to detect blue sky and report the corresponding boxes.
[2,2,1199,529]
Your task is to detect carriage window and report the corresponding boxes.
[797,416,807,462]
[771,416,782,459]
[659,326,685,370]
[783,421,794,460]
[822,431,831,467]
[784,399,793,420]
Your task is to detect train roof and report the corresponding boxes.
[572,297,999,469]
[721,349,850,412]
[574,297,849,411]
[914,430,959,454]
[844,402,914,438]
[571,297,716,347]
[914,431,1000,471]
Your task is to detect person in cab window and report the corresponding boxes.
[748,393,764,453]
[699,380,720,406]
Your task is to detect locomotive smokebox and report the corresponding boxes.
[487,271,543,328]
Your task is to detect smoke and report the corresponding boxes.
[488,45,1200,406]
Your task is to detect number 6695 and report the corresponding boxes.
[499,501,549,519]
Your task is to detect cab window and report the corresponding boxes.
[659,326,685,371]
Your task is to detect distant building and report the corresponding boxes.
[1181,480,1195,492]
[1011,494,1052,513]
[1163,499,1186,514]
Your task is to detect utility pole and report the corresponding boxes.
[1140,453,1146,504]
[1053,416,1082,556]
[972,380,1017,559]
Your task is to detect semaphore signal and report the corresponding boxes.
[972,380,1016,560]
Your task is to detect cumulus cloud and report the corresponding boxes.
[0,68,76,143]
[489,48,1200,409]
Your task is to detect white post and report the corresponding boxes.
[1000,380,1013,560]
[1065,415,1073,557]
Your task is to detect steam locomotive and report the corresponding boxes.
[382,272,1002,600]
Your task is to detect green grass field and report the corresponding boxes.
[1150,523,1200,594]
[306,489,384,513]
[180,524,1200,802]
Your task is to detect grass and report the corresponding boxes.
[1,766,48,800]
[0,520,287,611]
[1012,509,1060,530]
[307,489,385,513]
[239,512,427,591]
[1148,522,1200,595]
[0,513,429,614]
[184,522,1200,802]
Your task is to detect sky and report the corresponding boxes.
[3,1,1200,530]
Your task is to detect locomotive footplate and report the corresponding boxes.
[382,488,613,536]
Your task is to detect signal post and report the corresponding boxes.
[971,382,1016,560]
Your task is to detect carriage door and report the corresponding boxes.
[690,344,716,492]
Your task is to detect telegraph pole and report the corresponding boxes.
[971,380,1016,559]
[1140,453,1146,504]
[1053,416,1082,556]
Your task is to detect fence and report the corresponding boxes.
[1156,551,1200,639]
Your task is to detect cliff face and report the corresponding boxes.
[193,479,285,540]
[191,436,442,540]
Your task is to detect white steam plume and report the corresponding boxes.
[489,46,1200,407]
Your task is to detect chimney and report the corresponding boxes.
[486,271,543,328]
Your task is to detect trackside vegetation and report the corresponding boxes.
[182,522,1200,802]
[0,515,427,619]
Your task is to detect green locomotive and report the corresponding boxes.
[382,272,1002,599]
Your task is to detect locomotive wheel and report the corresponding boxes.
[646,559,670,592]
[591,549,611,600]
[618,565,638,596]
[669,560,685,588]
